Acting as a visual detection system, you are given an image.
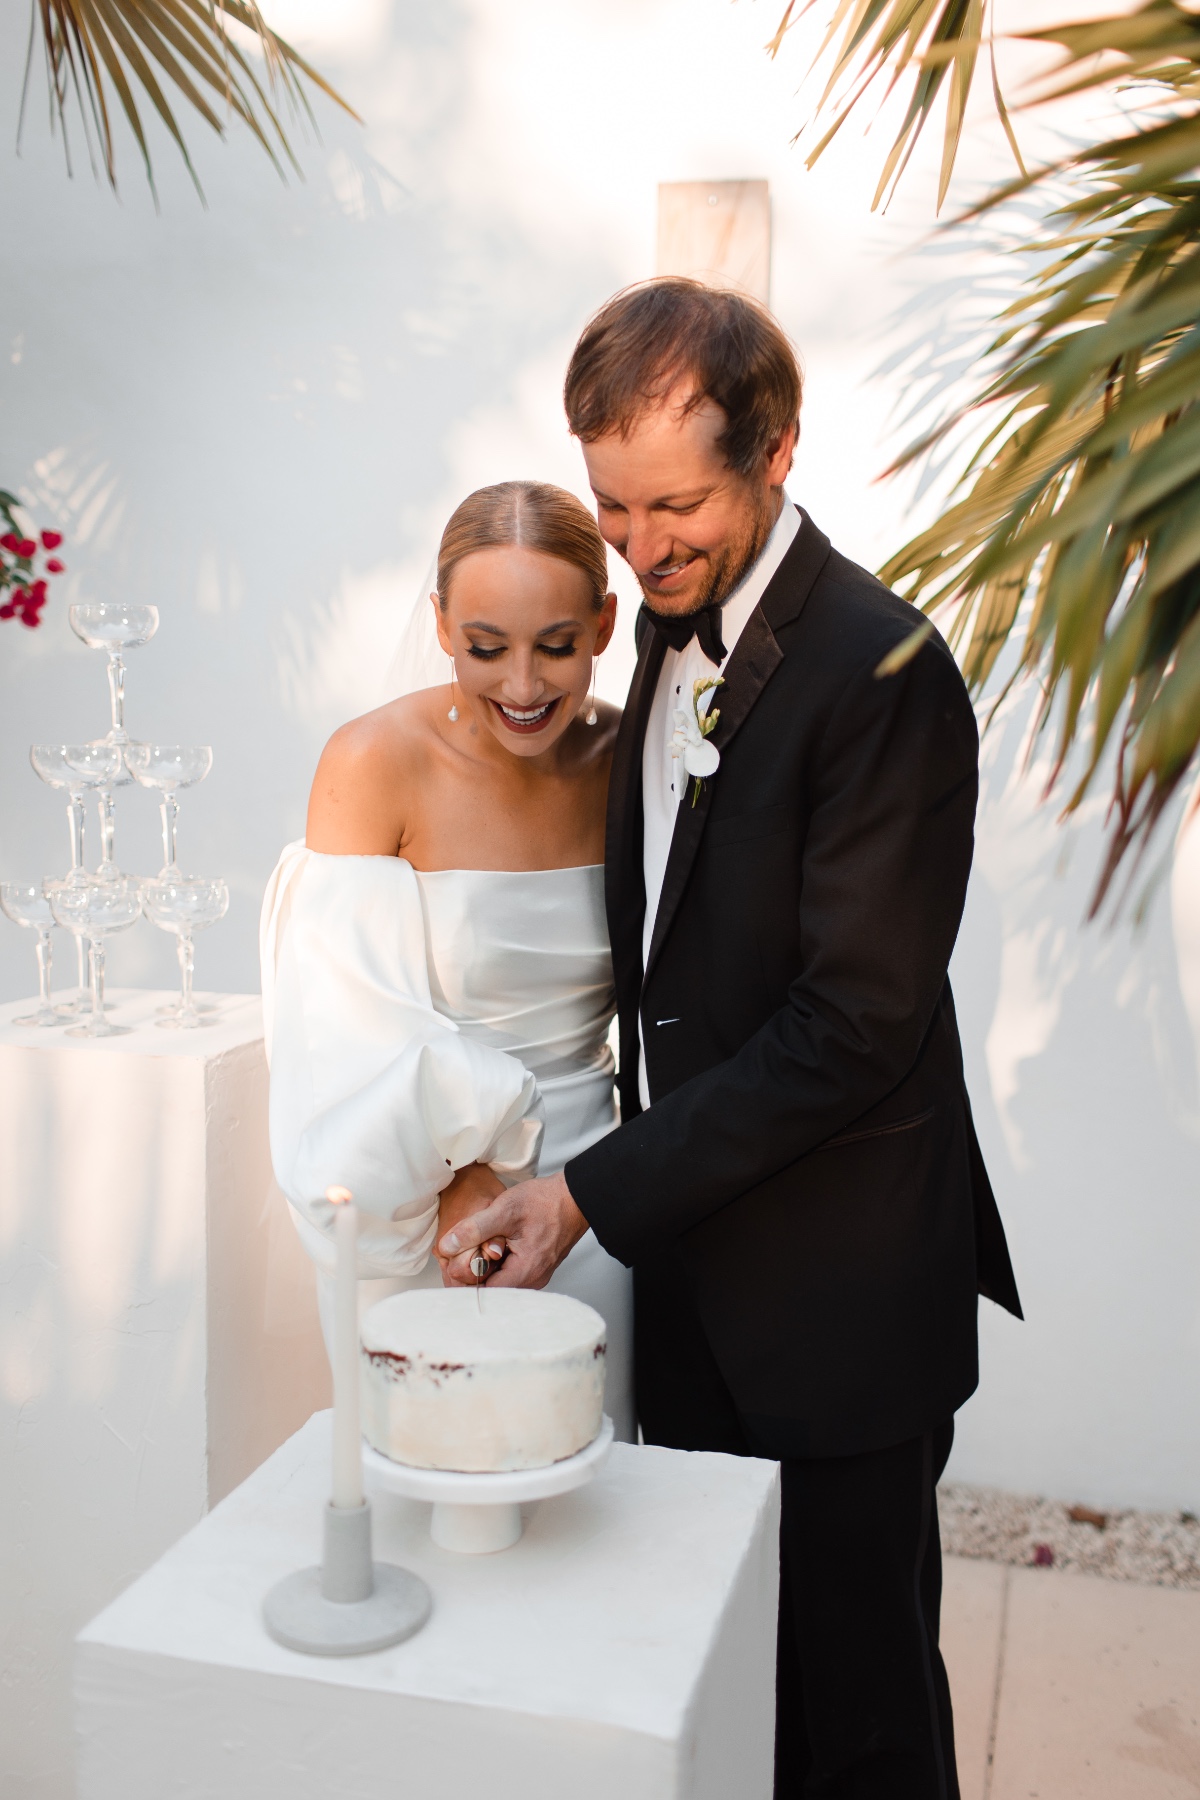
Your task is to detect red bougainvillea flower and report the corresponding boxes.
[16,539,37,558]
[29,579,48,601]
[44,559,64,574]
[0,533,20,555]
[0,602,16,620]
[40,530,63,550]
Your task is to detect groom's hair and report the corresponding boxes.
[564,279,802,478]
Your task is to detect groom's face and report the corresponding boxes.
[581,391,795,617]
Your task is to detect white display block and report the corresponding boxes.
[76,1411,781,1800]
[0,990,331,1800]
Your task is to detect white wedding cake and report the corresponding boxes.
[360,1288,607,1473]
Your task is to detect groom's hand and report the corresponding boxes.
[437,1171,588,1289]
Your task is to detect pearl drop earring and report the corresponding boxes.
[585,658,598,727]
[447,651,459,723]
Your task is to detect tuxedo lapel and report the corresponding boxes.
[605,620,666,981]
[643,510,831,987]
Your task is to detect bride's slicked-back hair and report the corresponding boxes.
[437,481,610,611]
[564,279,802,478]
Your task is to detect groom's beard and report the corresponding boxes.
[637,490,776,617]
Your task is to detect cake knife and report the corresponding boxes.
[470,1252,488,1311]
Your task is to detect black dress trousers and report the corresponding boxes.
[634,1252,960,1800]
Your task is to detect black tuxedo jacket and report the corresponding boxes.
[566,509,1021,1460]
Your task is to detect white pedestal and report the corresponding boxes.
[0,990,331,1800]
[76,1411,781,1800]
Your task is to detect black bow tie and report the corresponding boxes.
[641,601,727,666]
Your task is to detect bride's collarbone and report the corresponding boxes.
[430,738,599,794]
[385,700,611,869]
[401,793,603,872]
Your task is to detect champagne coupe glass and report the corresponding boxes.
[30,743,124,1006]
[122,745,213,875]
[140,876,229,1029]
[70,603,158,880]
[30,744,122,878]
[45,877,142,1038]
[68,603,159,747]
[0,884,61,1026]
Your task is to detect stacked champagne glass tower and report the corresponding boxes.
[0,605,228,1036]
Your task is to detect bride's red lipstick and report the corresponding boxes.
[489,696,561,735]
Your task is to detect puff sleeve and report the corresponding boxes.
[260,842,545,1276]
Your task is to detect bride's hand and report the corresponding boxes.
[438,1171,588,1289]
[435,1163,506,1286]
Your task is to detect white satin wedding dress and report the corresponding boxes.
[259,843,634,1441]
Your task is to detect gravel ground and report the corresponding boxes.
[937,1482,1200,1589]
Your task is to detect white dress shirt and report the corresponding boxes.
[638,497,801,1109]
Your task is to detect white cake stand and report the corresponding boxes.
[362,1415,614,1554]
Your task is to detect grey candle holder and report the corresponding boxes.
[262,1497,432,1657]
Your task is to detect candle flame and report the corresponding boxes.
[326,1185,353,1206]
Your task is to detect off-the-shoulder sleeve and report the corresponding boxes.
[260,842,544,1276]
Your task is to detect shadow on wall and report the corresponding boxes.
[0,0,628,1003]
[948,677,1200,1511]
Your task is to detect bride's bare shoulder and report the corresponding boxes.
[306,691,442,855]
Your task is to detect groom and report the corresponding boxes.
[442,278,1022,1797]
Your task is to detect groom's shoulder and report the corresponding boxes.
[790,535,961,692]
[811,543,927,649]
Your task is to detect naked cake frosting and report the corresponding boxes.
[360,1288,607,1472]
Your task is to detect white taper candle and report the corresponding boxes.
[328,1185,364,1510]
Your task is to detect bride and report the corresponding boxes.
[259,480,633,1439]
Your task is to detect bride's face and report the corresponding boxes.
[434,545,616,758]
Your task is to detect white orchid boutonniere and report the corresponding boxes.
[671,675,724,807]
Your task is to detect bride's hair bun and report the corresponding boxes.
[437,482,609,611]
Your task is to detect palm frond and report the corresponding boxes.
[874,4,1200,906]
[23,0,358,199]
[774,2,1200,902]
[769,0,1009,211]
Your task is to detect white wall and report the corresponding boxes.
[1,0,1198,1512]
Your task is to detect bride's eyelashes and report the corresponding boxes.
[464,640,579,662]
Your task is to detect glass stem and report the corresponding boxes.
[107,652,126,738]
[179,930,195,1018]
[75,934,86,995]
[36,929,52,1007]
[90,939,105,1020]
[97,789,116,873]
[67,792,84,874]
[160,794,180,871]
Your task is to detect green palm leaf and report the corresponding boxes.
[21,0,358,199]
[769,0,1012,211]
[782,1,1200,905]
